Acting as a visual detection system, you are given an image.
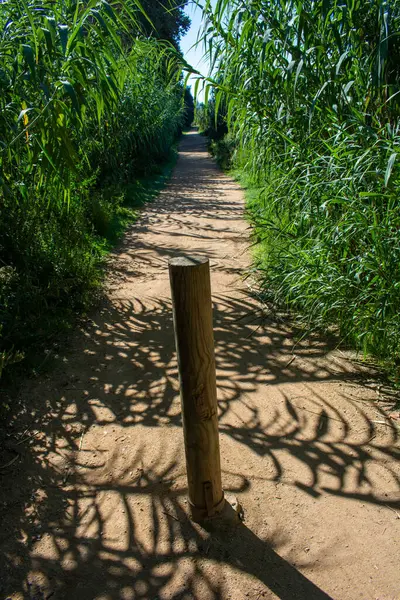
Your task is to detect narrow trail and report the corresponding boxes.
[1,131,399,600]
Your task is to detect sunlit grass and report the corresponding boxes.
[0,0,186,380]
[201,0,400,381]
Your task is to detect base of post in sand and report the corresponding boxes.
[190,493,244,527]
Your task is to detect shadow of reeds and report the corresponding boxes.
[1,131,399,599]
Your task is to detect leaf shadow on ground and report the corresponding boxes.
[1,290,399,600]
[1,131,399,599]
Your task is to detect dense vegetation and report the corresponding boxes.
[199,0,400,378]
[0,0,191,379]
[2,0,399,383]
[140,0,191,49]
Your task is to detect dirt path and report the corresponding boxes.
[1,131,400,600]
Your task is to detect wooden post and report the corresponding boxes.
[169,256,225,521]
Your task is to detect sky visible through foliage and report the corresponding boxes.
[181,1,216,101]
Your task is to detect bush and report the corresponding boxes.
[209,133,237,170]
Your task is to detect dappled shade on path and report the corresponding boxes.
[1,131,399,600]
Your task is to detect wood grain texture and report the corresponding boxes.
[169,256,224,520]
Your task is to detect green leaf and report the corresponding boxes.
[42,28,54,53]
[215,90,223,127]
[101,1,118,24]
[61,79,80,114]
[58,25,69,56]
[204,84,210,106]
[384,153,397,187]
[91,9,109,34]
[294,59,303,94]
[343,80,354,96]
[22,44,35,76]
[335,51,349,76]
[17,107,34,122]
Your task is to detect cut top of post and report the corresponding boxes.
[169,256,209,269]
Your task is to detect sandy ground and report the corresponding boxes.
[1,131,400,600]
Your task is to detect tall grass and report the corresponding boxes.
[200,0,400,378]
[0,0,187,379]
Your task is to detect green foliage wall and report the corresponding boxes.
[0,0,186,378]
[202,0,400,376]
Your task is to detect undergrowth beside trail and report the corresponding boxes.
[0,0,193,384]
[0,145,179,390]
[209,134,400,385]
[197,0,400,384]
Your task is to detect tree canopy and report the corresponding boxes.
[140,0,191,50]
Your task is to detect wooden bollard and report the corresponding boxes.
[169,256,225,521]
